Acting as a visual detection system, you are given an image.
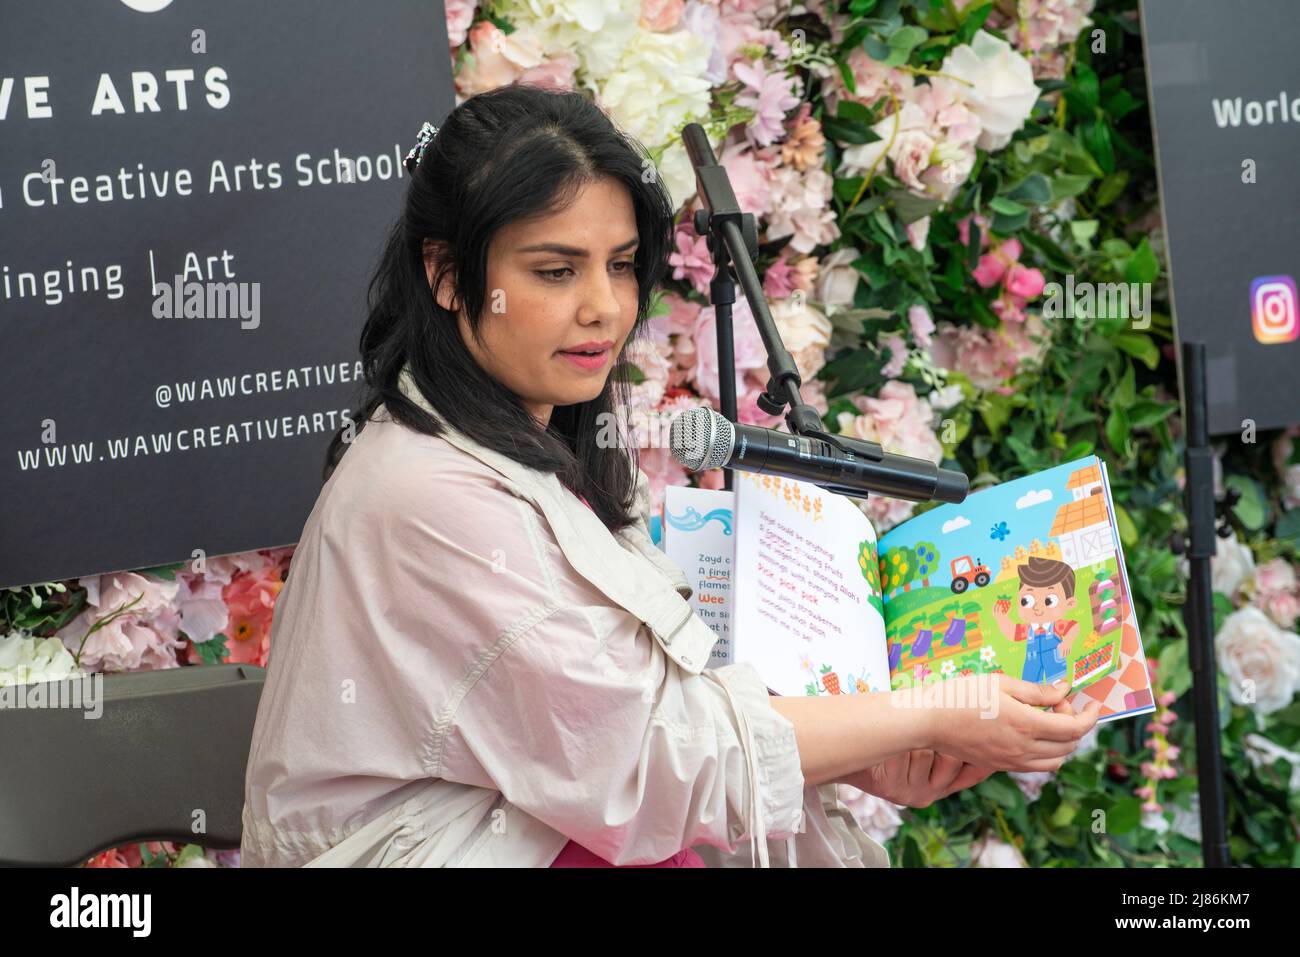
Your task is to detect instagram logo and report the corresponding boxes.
[1250,275,1299,344]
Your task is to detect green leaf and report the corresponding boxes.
[1157,636,1192,700]
[1125,237,1159,285]
[988,196,1027,216]
[887,25,928,56]
[1114,503,1138,548]
[1105,407,1130,457]
[1069,219,1099,246]
[1113,333,1160,369]
[888,188,942,225]
[1106,796,1142,835]
[1004,174,1052,205]
[824,115,882,145]
[864,35,891,62]
[955,3,993,44]
[1078,121,1115,174]
[1277,509,1300,548]
[977,774,1024,809]
[1226,474,1268,531]
[1094,170,1129,207]
[991,208,1029,233]
[193,634,230,666]
[175,844,206,866]
[1051,173,1093,199]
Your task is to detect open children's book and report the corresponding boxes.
[658,456,1156,724]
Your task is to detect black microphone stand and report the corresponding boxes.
[682,123,841,492]
[1177,341,1231,868]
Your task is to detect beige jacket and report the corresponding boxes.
[240,366,890,868]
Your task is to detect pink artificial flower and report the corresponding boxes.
[218,567,285,668]
[719,139,775,219]
[1255,558,1297,596]
[764,257,800,299]
[972,253,1008,288]
[1261,590,1300,629]
[908,304,936,348]
[455,22,544,97]
[905,216,931,251]
[1005,263,1046,299]
[881,334,908,378]
[834,47,914,109]
[957,213,992,249]
[445,0,477,48]
[690,298,769,403]
[640,0,685,31]
[668,221,715,296]
[991,292,1028,324]
[890,130,938,193]
[518,53,580,92]
[732,60,802,148]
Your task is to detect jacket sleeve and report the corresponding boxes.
[387,463,807,866]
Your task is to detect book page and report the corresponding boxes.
[660,486,735,667]
[731,471,889,697]
[878,457,1156,725]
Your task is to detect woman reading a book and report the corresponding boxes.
[240,85,1101,869]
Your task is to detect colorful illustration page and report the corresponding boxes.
[877,457,1155,724]
[660,486,736,668]
[731,471,889,698]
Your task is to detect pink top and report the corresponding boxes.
[554,486,706,869]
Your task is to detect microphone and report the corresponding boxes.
[669,406,968,505]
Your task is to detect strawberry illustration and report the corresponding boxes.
[820,664,842,695]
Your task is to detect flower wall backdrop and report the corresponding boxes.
[5,0,1299,868]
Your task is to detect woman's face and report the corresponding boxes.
[426,176,642,428]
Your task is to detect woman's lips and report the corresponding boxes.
[557,347,611,370]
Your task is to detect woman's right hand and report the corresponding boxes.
[923,674,1102,773]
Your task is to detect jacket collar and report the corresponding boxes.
[391,364,712,674]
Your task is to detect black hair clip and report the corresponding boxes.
[403,122,439,173]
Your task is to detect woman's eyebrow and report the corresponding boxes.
[516,237,639,257]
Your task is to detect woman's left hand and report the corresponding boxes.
[838,750,995,808]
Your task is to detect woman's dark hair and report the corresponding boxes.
[325,84,676,532]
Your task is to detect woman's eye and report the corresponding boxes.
[536,262,633,281]
[1020,595,1035,608]
[1044,595,1058,607]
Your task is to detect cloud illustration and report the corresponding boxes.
[1016,488,1053,509]
[941,515,971,534]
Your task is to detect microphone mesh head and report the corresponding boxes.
[670,406,733,472]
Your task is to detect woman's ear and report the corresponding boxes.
[422,239,458,313]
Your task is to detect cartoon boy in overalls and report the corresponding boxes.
[992,557,1079,684]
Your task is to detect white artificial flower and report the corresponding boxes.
[1009,770,1055,802]
[1215,606,1300,716]
[1242,732,1300,791]
[1140,808,1170,835]
[593,28,713,150]
[813,246,862,308]
[940,30,1038,151]
[1210,531,1256,598]
[0,631,83,685]
[511,0,642,79]
[969,832,1027,867]
[770,296,832,383]
[1170,794,1202,843]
